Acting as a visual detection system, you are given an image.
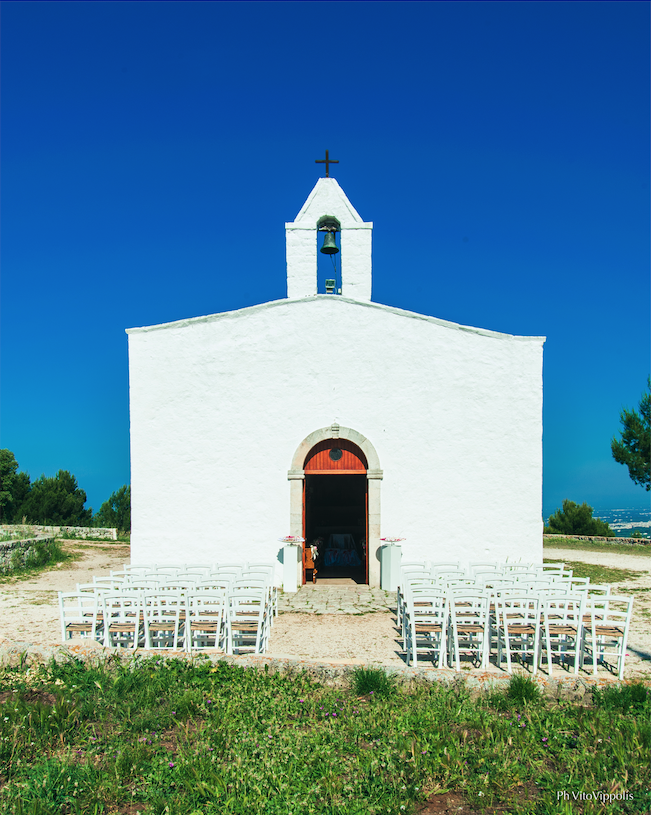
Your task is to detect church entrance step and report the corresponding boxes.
[279,586,395,615]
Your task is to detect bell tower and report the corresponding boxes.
[285,174,373,301]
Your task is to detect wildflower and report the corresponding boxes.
[542,738,548,743]
[168,761,175,768]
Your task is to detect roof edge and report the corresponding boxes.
[126,296,546,343]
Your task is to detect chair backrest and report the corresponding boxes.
[586,583,611,598]
[142,590,183,618]
[541,594,584,626]
[158,576,199,591]
[186,590,227,620]
[468,562,501,573]
[229,590,267,620]
[406,588,448,624]
[102,592,142,622]
[77,582,108,594]
[212,567,242,579]
[59,591,101,641]
[497,595,541,627]
[448,590,491,626]
[125,578,162,592]
[401,562,428,571]
[240,571,272,583]
[231,579,269,599]
[588,594,634,626]
[430,561,460,570]
[93,576,127,590]
[179,566,212,577]
[195,578,232,593]
[155,566,181,577]
[122,564,153,575]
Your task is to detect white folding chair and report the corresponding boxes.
[241,571,278,619]
[541,594,585,675]
[102,593,143,649]
[228,589,269,655]
[496,595,542,675]
[399,577,438,644]
[404,588,448,668]
[448,589,491,671]
[581,595,634,680]
[142,592,183,650]
[185,591,228,652]
[58,592,103,643]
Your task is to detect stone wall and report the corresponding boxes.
[0,536,56,574]
[543,534,650,547]
[0,524,117,541]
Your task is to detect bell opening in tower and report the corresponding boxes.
[304,474,367,584]
[317,216,341,295]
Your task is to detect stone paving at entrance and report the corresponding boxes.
[278,584,396,614]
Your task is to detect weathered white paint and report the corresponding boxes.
[127,296,545,585]
[286,178,373,300]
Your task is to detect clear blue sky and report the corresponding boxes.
[1,1,649,518]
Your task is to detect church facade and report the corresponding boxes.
[127,177,545,587]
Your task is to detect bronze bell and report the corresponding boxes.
[320,232,339,254]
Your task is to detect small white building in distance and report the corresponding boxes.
[127,174,545,587]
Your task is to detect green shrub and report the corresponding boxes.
[350,666,397,697]
[593,682,651,714]
[506,675,541,705]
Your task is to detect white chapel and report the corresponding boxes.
[127,173,545,587]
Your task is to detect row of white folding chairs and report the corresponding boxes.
[113,563,277,583]
[398,571,611,634]
[402,586,633,678]
[91,570,279,620]
[397,567,586,633]
[59,587,270,655]
[81,577,278,623]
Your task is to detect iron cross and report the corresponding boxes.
[315,149,339,177]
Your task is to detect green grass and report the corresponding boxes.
[543,559,646,585]
[0,539,76,582]
[543,537,651,557]
[0,660,649,814]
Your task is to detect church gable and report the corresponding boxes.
[286,178,373,302]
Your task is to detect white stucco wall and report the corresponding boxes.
[127,296,544,582]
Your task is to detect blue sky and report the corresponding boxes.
[1,1,649,518]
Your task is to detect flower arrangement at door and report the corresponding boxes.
[310,537,324,562]
[278,535,305,544]
[380,537,405,543]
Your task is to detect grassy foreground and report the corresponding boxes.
[0,659,649,814]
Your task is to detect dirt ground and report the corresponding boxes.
[0,541,649,679]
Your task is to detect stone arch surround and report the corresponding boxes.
[288,424,383,587]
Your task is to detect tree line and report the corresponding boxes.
[0,450,130,533]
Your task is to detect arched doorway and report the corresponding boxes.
[288,424,383,587]
[304,439,368,584]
